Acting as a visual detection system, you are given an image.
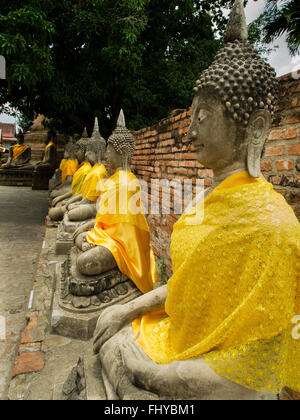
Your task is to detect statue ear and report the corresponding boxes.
[246,110,271,178]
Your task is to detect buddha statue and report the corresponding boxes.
[1,132,32,169]
[50,141,79,198]
[57,110,157,311]
[32,134,58,189]
[91,0,300,400]
[49,119,107,222]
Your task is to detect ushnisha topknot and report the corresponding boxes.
[87,117,106,158]
[108,110,136,161]
[76,127,90,153]
[193,0,278,126]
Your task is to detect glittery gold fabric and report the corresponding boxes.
[133,171,300,393]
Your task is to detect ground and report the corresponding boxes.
[0,186,48,400]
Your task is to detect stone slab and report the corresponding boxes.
[0,168,33,187]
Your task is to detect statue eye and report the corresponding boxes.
[198,109,209,122]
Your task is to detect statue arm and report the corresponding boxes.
[93,285,167,354]
[52,191,72,207]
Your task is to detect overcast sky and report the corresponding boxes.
[245,0,300,77]
[1,0,299,126]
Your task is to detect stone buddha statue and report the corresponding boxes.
[32,133,58,189]
[1,132,32,169]
[49,128,91,211]
[49,140,79,196]
[49,119,107,222]
[91,0,300,400]
[56,110,157,311]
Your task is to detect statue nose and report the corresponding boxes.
[188,129,197,141]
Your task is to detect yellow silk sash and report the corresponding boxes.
[86,170,158,294]
[42,141,56,163]
[71,162,92,195]
[81,163,107,202]
[12,144,28,161]
[61,159,78,183]
[133,171,300,394]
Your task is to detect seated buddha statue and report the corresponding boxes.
[49,141,79,200]
[66,118,108,222]
[49,119,107,222]
[49,139,77,192]
[33,134,58,188]
[92,0,300,400]
[1,132,32,169]
[72,110,158,295]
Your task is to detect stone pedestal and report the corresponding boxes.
[0,167,34,187]
[51,247,141,340]
[32,168,55,190]
[56,214,95,255]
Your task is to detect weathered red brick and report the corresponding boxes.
[276,160,293,171]
[265,146,286,156]
[261,160,273,171]
[12,352,44,377]
[269,128,297,141]
[288,144,300,155]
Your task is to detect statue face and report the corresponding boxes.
[85,149,97,166]
[105,144,122,171]
[75,147,85,163]
[188,91,245,172]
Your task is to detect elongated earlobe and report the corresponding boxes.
[246,111,271,178]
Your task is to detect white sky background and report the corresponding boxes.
[1,0,300,126]
[245,0,300,77]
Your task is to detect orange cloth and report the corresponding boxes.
[61,159,79,183]
[86,170,158,294]
[71,162,92,195]
[81,163,108,202]
[12,144,28,161]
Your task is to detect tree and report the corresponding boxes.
[0,0,245,136]
[256,0,300,56]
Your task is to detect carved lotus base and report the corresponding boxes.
[50,247,141,340]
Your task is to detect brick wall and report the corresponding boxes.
[132,70,300,277]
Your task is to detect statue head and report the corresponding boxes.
[106,110,135,171]
[16,132,25,145]
[188,0,278,178]
[85,118,106,166]
[75,127,89,163]
[64,139,77,160]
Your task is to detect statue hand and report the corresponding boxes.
[73,224,90,241]
[52,197,60,207]
[93,305,128,354]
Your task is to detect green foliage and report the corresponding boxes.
[255,0,300,56]
[156,256,168,285]
[0,0,242,136]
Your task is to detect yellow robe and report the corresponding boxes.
[86,170,158,294]
[133,171,300,394]
[42,141,56,163]
[61,159,79,183]
[12,144,28,161]
[56,158,67,173]
[71,162,92,195]
[81,163,108,202]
